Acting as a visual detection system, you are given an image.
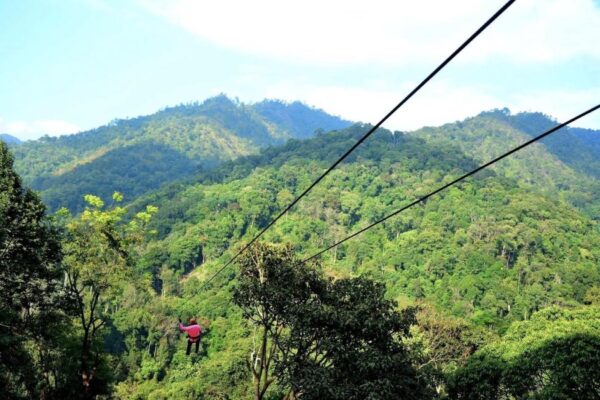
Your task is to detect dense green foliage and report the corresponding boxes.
[33,143,197,212]
[412,109,600,218]
[60,193,157,398]
[0,142,70,398]
[132,121,599,327]
[482,108,600,179]
[449,306,600,399]
[232,242,427,400]
[113,116,599,397]
[1,107,599,399]
[12,95,350,213]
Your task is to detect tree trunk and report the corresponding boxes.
[81,327,93,398]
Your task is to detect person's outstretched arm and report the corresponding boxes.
[178,319,189,332]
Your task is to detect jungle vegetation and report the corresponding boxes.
[1,104,599,399]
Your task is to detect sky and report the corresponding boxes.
[0,0,599,141]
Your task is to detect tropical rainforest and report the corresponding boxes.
[1,96,599,400]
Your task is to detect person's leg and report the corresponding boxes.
[186,340,192,356]
[195,340,200,354]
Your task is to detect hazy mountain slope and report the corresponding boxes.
[253,99,351,139]
[0,133,22,145]
[478,109,600,179]
[12,95,351,212]
[411,110,600,217]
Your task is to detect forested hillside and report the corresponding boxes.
[113,118,599,397]
[132,120,599,320]
[1,110,599,399]
[480,108,600,179]
[11,95,351,212]
[412,109,600,218]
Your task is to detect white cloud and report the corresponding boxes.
[139,0,600,130]
[463,0,600,64]
[259,82,600,130]
[261,81,500,130]
[0,118,81,140]
[510,87,600,128]
[139,0,600,66]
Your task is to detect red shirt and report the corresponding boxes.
[179,323,202,341]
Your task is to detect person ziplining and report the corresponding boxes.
[179,318,202,355]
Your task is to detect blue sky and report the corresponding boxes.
[1,0,599,140]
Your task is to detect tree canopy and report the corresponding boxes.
[1,107,599,399]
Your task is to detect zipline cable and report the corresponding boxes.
[201,0,516,287]
[302,104,600,263]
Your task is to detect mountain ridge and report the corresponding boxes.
[410,109,600,218]
[13,95,351,212]
[476,108,600,179]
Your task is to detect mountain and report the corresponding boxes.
[410,109,600,218]
[0,133,22,145]
[116,117,599,396]
[478,108,600,179]
[12,95,351,212]
[3,108,598,398]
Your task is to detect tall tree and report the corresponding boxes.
[280,278,428,400]
[61,193,156,398]
[233,242,324,400]
[0,142,67,399]
[405,305,491,397]
[233,242,428,400]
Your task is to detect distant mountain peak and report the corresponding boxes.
[203,93,238,105]
[0,133,22,145]
[419,108,600,181]
[478,108,558,134]
[251,98,351,139]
